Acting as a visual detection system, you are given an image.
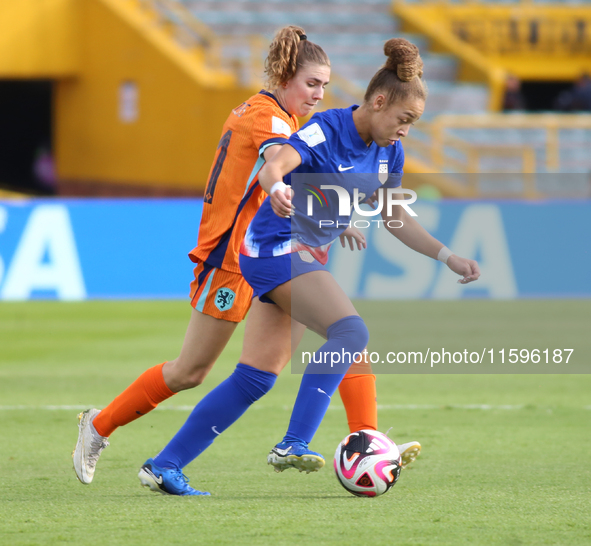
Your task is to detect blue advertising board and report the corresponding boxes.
[0,199,202,300]
[0,199,588,300]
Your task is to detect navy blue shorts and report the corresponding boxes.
[239,250,327,304]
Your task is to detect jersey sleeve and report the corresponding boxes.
[250,105,295,158]
[285,114,333,169]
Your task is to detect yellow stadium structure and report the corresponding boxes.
[1,0,590,198]
[0,0,261,195]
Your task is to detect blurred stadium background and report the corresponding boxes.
[2,0,591,198]
[0,0,590,299]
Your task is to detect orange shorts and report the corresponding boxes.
[189,261,253,322]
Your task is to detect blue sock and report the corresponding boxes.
[153,363,276,469]
[283,315,369,445]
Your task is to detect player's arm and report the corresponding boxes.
[265,140,366,250]
[262,144,282,163]
[259,144,302,218]
[382,203,480,284]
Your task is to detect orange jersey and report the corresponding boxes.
[190,91,299,273]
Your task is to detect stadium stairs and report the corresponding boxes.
[118,0,591,198]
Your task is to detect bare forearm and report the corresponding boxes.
[384,206,481,284]
[386,210,443,260]
[258,162,285,194]
[258,144,302,194]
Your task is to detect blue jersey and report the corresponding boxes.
[241,105,404,263]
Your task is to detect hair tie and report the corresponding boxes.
[299,34,307,41]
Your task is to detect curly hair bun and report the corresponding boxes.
[383,38,423,82]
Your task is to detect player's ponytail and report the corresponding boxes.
[364,38,427,105]
[264,26,330,89]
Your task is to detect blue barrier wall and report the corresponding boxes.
[0,199,589,300]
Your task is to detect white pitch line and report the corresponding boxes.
[0,403,574,411]
[0,405,198,411]
[356,404,526,410]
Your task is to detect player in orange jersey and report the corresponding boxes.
[73,26,375,491]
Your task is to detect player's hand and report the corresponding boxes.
[446,255,480,284]
[364,190,380,210]
[339,227,367,251]
[271,186,294,218]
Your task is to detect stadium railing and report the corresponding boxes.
[403,113,591,197]
[138,0,376,113]
[136,0,591,199]
[137,0,267,87]
[393,0,591,81]
[393,0,507,111]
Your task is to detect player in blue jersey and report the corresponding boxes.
[239,37,480,472]
[136,37,476,496]
[131,28,373,497]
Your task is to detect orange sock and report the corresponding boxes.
[339,373,377,433]
[93,362,175,437]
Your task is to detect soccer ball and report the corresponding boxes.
[334,430,402,497]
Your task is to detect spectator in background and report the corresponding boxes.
[555,74,591,112]
[503,74,526,111]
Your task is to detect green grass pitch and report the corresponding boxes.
[0,300,590,546]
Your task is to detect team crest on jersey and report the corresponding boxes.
[297,123,326,147]
[215,288,236,311]
[378,160,389,184]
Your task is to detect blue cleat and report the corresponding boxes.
[267,441,325,474]
[138,458,210,496]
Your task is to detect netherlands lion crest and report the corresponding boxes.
[215,287,236,311]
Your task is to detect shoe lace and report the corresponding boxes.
[87,436,109,469]
[170,469,190,486]
[282,440,309,449]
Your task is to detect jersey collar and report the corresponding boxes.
[258,90,292,117]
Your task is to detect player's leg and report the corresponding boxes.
[73,309,237,484]
[239,299,307,375]
[266,268,370,473]
[139,299,305,495]
[338,364,421,467]
[338,341,378,434]
[95,310,237,435]
[73,263,246,484]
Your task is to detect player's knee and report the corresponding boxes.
[327,315,369,357]
[180,372,207,390]
[165,357,213,391]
